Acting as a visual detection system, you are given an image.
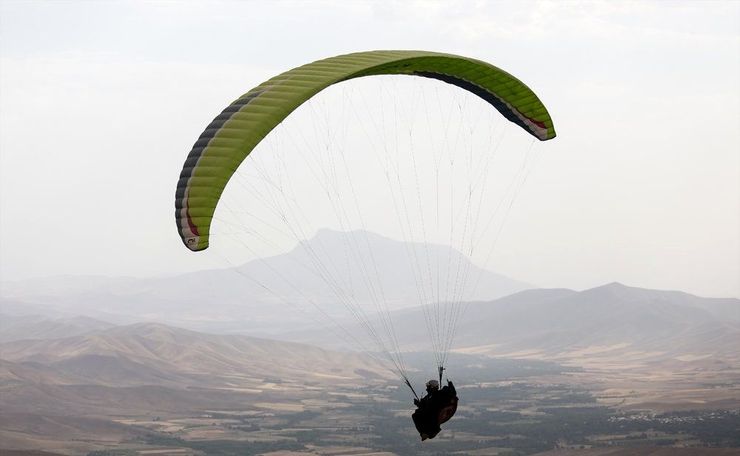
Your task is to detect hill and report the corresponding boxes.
[0,322,391,390]
[0,229,531,335]
[0,314,114,343]
[284,282,740,364]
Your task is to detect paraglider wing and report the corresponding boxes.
[175,50,556,252]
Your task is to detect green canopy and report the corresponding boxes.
[176,50,556,251]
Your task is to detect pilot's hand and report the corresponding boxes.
[414,399,420,406]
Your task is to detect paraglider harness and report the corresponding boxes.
[406,366,459,441]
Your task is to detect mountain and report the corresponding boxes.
[452,282,740,359]
[0,314,115,343]
[0,229,531,335]
[0,322,391,389]
[283,282,740,363]
[0,321,397,425]
[2,285,739,454]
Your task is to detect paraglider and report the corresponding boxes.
[175,50,555,439]
[412,378,458,440]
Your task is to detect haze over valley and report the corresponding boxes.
[2,230,739,455]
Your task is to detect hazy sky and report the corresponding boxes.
[0,0,738,298]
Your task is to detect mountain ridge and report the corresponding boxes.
[280,281,740,363]
[0,229,533,335]
[0,321,393,390]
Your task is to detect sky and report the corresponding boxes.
[0,0,738,298]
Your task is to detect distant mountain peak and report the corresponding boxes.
[2,228,532,334]
[110,321,199,339]
[585,281,701,301]
[585,282,633,296]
